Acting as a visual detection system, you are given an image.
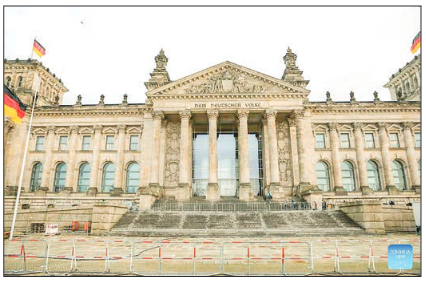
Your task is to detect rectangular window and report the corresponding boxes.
[106,135,114,150]
[364,133,375,148]
[389,133,400,148]
[340,133,350,148]
[415,133,420,148]
[35,136,45,151]
[59,136,68,150]
[130,135,139,150]
[82,136,91,150]
[316,133,325,149]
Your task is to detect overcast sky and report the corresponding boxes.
[4,6,420,105]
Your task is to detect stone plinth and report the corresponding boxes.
[238,183,252,201]
[35,187,48,197]
[86,187,98,197]
[361,186,374,195]
[339,200,385,234]
[91,204,128,235]
[175,183,191,201]
[206,183,220,201]
[110,187,123,197]
[387,186,400,195]
[139,194,157,211]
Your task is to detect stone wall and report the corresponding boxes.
[91,204,129,235]
[382,204,416,233]
[339,201,385,234]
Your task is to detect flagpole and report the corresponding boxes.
[30,37,35,60]
[9,75,40,241]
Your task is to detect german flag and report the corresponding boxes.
[4,85,27,124]
[411,31,420,54]
[33,39,46,58]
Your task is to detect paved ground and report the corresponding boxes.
[4,233,420,276]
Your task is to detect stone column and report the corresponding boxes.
[402,122,420,190]
[294,110,312,187]
[64,126,79,191]
[149,111,164,190]
[261,118,271,190]
[400,78,406,96]
[40,126,55,191]
[265,109,280,187]
[112,124,126,196]
[353,122,370,194]
[176,110,192,201]
[287,117,300,187]
[328,122,343,190]
[206,110,220,201]
[88,125,102,195]
[378,122,397,194]
[237,109,252,200]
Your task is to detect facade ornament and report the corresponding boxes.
[326,91,332,103]
[155,49,168,70]
[377,122,388,131]
[350,91,356,103]
[184,70,267,94]
[293,109,305,119]
[98,94,105,106]
[75,94,82,106]
[4,117,15,134]
[179,110,192,120]
[237,109,250,119]
[402,121,414,131]
[122,94,128,105]
[94,125,102,132]
[277,121,293,183]
[54,95,60,105]
[207,109,219,120]
[47,126,56,134]
[287,117,296,127]
[328,122,338,131]
[281,47,309,88]
[70,126,79,134]
[265,109,278,119]
[353,122,363,130]
[145,49,171,91]
[164,122,180,187]
[373,91,380,102]
[162,119,168,127]
[152,110,165,120]
[117,124,126,133]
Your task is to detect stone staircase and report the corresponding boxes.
[111,209,366,237]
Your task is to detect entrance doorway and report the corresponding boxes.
[218,133,239,196]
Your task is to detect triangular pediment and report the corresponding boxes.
[147,61,310,97]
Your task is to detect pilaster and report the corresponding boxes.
[237,109,252,200]
[378,122,397,194]
[206,110,220,201]
[40,126,55,190]
[88,125,102,195]
[64,126,79,191]
[176,110,192,201]
[353,122,370,193]
[402,122,420,190]
[328,122,343,191]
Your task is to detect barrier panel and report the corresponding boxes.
[369,239,399,274]
[45,238,75,273]
[73,239,108,273]
[132,240,162,275]
[310,239,338,274]
[396,239,421,274]
[108,240,133,274]
[4,239,26,273]
[335,239,373,274]
[19,239,48,274]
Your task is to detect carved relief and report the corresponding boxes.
[184,70,268,94]
[164,122,180,187]
[277,121,293,183]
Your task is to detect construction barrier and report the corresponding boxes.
[3,238,421,276]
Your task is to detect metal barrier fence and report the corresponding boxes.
[4,238,420,276]
[150,202,312,212]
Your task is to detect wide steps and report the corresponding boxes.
[111,210,366,237]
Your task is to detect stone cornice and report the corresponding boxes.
[33,104,151,117]
[149,93,308,100]
[305,101,420,114]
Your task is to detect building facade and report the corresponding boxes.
[4,49,421,204]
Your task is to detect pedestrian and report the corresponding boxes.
[267,191,273,204]
[285,198,289,210]
[292,198,296,210]
[322,200,327,210]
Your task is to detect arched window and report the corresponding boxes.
[102,162,115,192]
[367,161,381,191]
[342,161,355,191]
[406,82,411,93]
[316,161,330,191]
[392,160,407,190]
[17,76,23,88]
[126,162,140,193]
[54,162,67,192]
[77,163,91,192]
[30,162,43,191]
[6,76,11,87]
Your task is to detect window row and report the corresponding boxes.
[315,159,417,192]
[30,162,140,193]
[35,134,140,151]
[315,132,420,149]
[5,76,24,88]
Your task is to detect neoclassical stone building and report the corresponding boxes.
[3,49,421,204]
